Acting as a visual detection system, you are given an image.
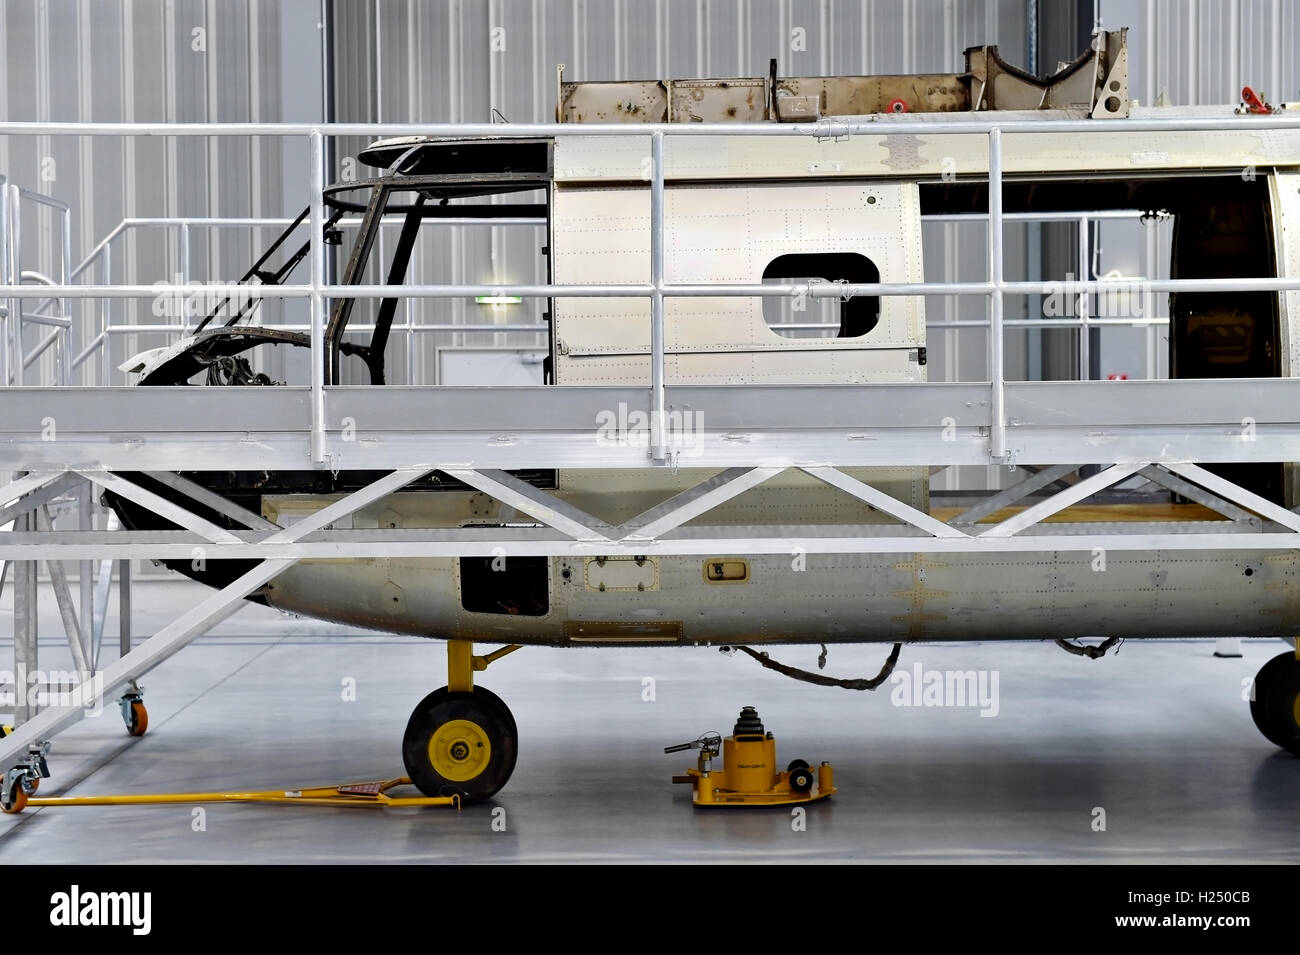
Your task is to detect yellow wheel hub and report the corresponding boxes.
[428,719,492,782]
[1292,690,1300,730]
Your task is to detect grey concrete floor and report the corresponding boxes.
[1,583,1298,863]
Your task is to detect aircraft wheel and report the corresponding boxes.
[403,685,517,738]
[1260,656,1300,756]
[1250,652,1295,748]
[402,687,518,802]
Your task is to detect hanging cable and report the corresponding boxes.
[725,643,902,690]
[1055,636,1123,659]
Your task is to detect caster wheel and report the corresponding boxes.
[402,686,518,802]
[787,758,811,774]
[1251,652,1295,748]
[1261,658,1300,756]
[1,783,28,815]
[125,701,148,737]
[788,765,815,793]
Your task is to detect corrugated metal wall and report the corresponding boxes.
[328,0,1032,388]
[1,1,1295,397]
[333,0,1029,125]
[0,0,295,381]
[1130,0,1297,107]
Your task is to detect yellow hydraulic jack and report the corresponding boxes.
[665,706,835,807]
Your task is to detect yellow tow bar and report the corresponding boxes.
[4,776,460,814]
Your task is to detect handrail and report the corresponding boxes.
[2,181,73,385]
[0,114,1296,134]
[0,114,1291,464]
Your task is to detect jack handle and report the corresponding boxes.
[664,733,722,754]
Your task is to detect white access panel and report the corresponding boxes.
[550,179,927,386]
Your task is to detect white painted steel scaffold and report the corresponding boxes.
[2,113,1300,568]
[5,113,1300,769]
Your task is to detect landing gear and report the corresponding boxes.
[1251,649,1300,754]
[402,642,520,802]
[402,689,517,801]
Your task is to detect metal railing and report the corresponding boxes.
[0,175,73,387]
[44,208,1159,388]
[60,214,551,387]
[0,113,1297,464]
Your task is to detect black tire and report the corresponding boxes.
[788,766,814,793]
[1262,659,1300,756]
[1251,652,1296,748]
[402,688,518,802]
[787,758,811,774]
[465,685,518,737]
[407,685,518,737]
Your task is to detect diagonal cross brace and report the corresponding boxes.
[443,468,614,541]
[0,472,84,527]
[0,468,435,772]
[0,471,70,510]
[949,463,1081,527]
[76,470,244,545]
[36,505,92,676]
[616,467,785,541]
[0,558,295,772]
[91,512,122,667]
[1162,462,1300,533]
[800,466,970,538]
[978,462,1148,537]
[145,470,281,531]
[1137,465,1257,523]
[256,468,436,544]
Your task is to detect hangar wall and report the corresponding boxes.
[0,0,319,380]
[0,1,1295,401]
[328,0,1032,392]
